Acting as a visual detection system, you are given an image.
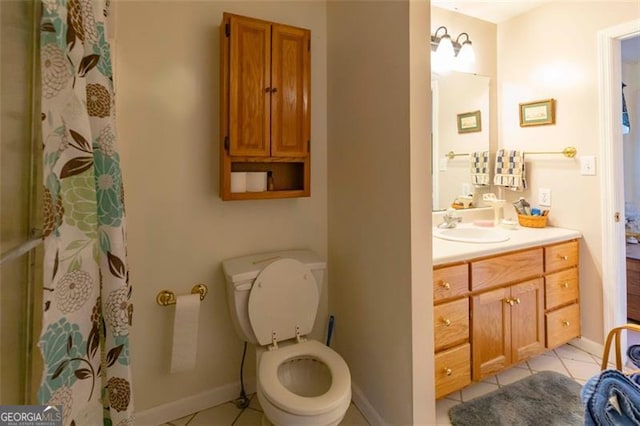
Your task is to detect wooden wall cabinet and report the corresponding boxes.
[220,13,311,200]
[433,239,581,398]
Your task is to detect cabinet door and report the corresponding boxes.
[229,16,271,156]
[270,24,310,157]
[472,287,511,380]
[510,278,545,363]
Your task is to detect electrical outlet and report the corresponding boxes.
[539,188,551,207]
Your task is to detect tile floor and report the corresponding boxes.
[162,395,369,426]
[435,342,636,426]
[162,342,634,426]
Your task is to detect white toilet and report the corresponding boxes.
[222,250,351,426]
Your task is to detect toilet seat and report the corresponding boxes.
[248,258,318,346]
[258,340,351,417]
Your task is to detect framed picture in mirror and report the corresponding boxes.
[457,110,482,133]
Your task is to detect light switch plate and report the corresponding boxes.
[580,156,596,176]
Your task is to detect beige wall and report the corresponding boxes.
[115,1,328,411]
[327,1,433,424]
[497,1,640,343]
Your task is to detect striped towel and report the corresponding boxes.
[493,149,527,191]
[470,151,490,187]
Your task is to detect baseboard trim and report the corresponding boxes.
[135,379,256,425]
[568,336,604,358]
[351,381,385,426]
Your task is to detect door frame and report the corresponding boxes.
[598,19,640,352]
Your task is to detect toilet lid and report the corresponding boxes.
[248,258,319,346]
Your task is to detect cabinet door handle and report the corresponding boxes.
[513,297,521,304]
[265,87,271,92]
[440,281,451,290]
[271,87,278,93]
[442,318,452,327]
[562,282,569,289]
[562,320,571,327]
[444,368,453,376]
[504,298,513,306]
[559,255,569,260]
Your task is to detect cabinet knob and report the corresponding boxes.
[444,368,453,376]
[440,281,451,290]
[504,298,513,305]
[559,255,569,261]
[265,87,271,92]
[442,318,452,327]
[514,297,521,304]
[562,320,571,327]
[271,87,278,93]
[562,282,569,289]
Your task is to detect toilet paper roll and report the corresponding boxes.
[230,172,247,193]
[246,172,267,192]
[170,293,201,373]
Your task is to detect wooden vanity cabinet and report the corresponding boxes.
[433,239,581,397]
[433,263,471,399]
[220,13,311,200]
[544,241,581,347]
[470,248,545,381]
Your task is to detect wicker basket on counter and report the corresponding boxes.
[518,214,547,228]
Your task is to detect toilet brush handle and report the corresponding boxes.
[326,315,335,346]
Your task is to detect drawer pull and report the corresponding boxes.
[442,318,452,327]
[559,255,569,261]
[440,281,451,290]
[562,320,571,327]
[562,282,569,289]
[444,368,453,376]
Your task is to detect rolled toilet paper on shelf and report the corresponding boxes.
[230,172,247,193]
[170,293,201,373]
[246,172,267,192]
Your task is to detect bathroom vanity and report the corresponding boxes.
[432,226,581,399]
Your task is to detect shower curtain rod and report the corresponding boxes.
[0,235,42,267]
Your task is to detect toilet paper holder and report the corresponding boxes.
[156,284,208,306]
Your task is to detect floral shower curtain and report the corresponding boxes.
[38,0,134,424]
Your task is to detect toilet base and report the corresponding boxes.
[260,411,345,426]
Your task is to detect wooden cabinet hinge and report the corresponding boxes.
[224,136,230,151]
[225,23,230,37]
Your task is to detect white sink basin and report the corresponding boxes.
[434,226,510,243]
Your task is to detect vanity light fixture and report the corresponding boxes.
[430,26,476,72]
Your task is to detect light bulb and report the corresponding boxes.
[456,41,475,72]
[434,35,455,73]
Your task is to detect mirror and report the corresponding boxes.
[432,71,491,211]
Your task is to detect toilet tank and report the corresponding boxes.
[222,249,327,345]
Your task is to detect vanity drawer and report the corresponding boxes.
[471,248,543,291]
[435,343,471,399]
[434,298,469,352]
[545,241,578,273]
[546,303,580,348]
[433,264,469,302]
[545,268,579,310]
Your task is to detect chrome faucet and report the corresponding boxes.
[438,209,462,229]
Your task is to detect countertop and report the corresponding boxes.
[628,243,640,260]
[433,223,582,266]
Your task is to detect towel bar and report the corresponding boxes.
[156,284,208,306]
